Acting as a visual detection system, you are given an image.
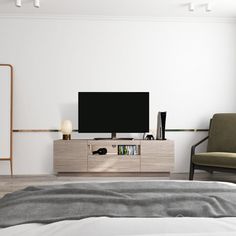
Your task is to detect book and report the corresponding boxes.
[118,145,139,156]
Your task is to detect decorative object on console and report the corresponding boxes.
[92,148,107,155]
[61,120,72,140]
[144,133,154,140]
[156,112,167,140]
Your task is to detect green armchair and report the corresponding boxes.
[189,113,236,180]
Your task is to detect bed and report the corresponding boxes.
[0,180,236,236]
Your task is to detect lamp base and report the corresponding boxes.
[63,134,71,140]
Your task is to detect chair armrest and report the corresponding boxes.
[191,136,209,157]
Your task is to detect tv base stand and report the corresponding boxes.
[94,132,134,140]
[94,138,134,140]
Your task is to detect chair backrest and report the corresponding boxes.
[207,113,236,152]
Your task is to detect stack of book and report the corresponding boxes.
[118,145,139,155]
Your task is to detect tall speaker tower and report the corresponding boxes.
[156,112,167,140]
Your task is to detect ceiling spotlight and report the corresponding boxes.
[34,0,40,8]
[15,0,21,7]
[189,3,195,12]
[206,3,212,12]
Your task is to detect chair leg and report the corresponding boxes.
[189,163,194,180]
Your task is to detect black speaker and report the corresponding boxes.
[93,148,107,155]
[156,111,167,140]
[144,134,154,140]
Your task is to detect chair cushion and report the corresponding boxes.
[192,152,236,169]
[207,113,236,152]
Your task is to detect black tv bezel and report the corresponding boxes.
[78,92,149,134]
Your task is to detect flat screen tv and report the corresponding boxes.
[78,92,149,138]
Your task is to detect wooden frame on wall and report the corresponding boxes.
[0,64,13,176]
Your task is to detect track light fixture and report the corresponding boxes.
[206,3,212,12]
[15,0,40,8]
[34,0,40,8]
[189,2,195,11]
[15,0,21,7]
[188,2,212,12]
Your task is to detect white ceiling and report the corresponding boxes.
[0,0,236,18]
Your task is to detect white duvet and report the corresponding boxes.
[1,217,236,236]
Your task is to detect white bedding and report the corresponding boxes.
[1,217,236,236]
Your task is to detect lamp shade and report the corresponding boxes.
[61,120,72,134]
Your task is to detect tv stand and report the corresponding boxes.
[53,139,175,173]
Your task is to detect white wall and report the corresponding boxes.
[0,17,235,175]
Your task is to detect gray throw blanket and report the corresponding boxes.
[0,181,236,228]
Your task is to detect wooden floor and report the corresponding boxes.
[0,172,236,198]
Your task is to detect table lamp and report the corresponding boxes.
[61,120,72,140]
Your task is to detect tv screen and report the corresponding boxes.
[78,92,149,133]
